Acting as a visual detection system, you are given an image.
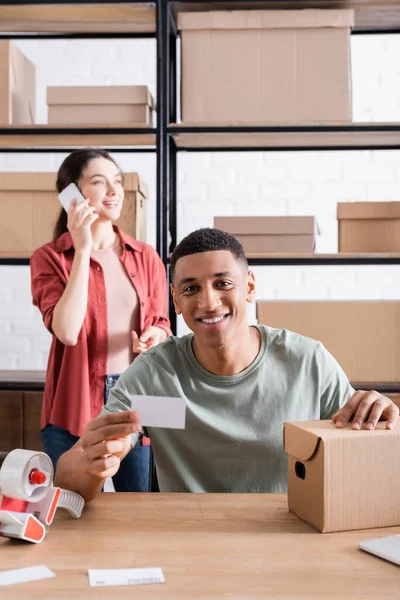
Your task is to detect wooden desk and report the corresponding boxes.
[1,493,399,599]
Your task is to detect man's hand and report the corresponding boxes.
[132,326,167,355]
[80,411,142,478]
[332,390,399,430]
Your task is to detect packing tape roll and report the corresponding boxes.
[0,449,53,502]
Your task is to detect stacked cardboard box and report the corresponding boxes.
[0,41,35,124]
[257,300,400,383]
[214,216,319,254]
[178,9,353,124]
[338,202,400,252]
[47,86,155,126]
[284,419,400,532]
[0,172,147,258]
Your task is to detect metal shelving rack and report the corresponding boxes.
[2,2,400,279]
[1,0,400,334]
[0,0,159,262]
[1,0,400,490]
[161,1,400,334]
[161,0,400,407]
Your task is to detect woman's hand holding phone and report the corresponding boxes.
[68,199,99,252]
[59,182,98,251]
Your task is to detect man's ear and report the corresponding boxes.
[170,283,182,315]
[246,270,256,304]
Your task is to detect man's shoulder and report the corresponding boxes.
[262,324,322,358]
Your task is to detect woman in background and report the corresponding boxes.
[31,148,170,492]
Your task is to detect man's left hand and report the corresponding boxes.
[332,390,399,430]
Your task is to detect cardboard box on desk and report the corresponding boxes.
[338,202,400,252]
[256,300,400,383]
[284,419,400,532]
[47,85,155,126]
[0,40,35,124]
[178,9,353,124]
[214,216,319,255]
[386,394,400,407]
[0,172,147,258]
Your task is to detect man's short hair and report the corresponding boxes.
[170,228,248,280]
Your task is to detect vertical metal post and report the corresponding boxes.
[168,137,177,334]
[151,0,170,493]
[168,3,178,254]
[167,2,178,335]
[152,0,179,491]
[156,0,169,263]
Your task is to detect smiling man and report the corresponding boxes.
[55,228,399,501]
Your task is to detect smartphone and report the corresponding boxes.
[58,182,85,213]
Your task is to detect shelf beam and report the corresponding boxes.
[170,123,400,151]
[5,254,400,265]
[247,253,400,266]
[0,126,156,149]
[172,1,400,32]
[351,383,400,393]
[0,3,156,34]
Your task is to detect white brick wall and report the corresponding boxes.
[1,35,400,364]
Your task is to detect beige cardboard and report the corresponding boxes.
[337,202,400,252]
[178,10,353,124]
[214,216,319,254]
[284,419,400,532]
[46,85,154,107]
[232,234,316,253]
[387,394,400,414]
[0,172,147,258]
[0,41,35,124]
[337,201,400,220]
[387,394,400,405]
[256,300,400,383]
[47,85,154,126]
[178,10,354,31]
[48,104,153,126]
[214,216,318,235]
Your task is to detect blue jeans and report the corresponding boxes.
[40,374,150,492]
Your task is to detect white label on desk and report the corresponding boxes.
[0,565,56,586]
[88,567,165,587]
[130,394,186,429]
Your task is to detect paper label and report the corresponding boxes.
[0,565,56,586]
[88,567,165,587]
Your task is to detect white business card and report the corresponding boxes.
[88,567,165,587]
[130,394,186,429]
[0,565,56,586]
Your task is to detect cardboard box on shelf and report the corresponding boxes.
[178,9,353,124]
[337,202,400,252]
[214,216,319,254]
[0,172,147,258]
[284,419,400,532]
[47,86,155,126]
[0,40,35,124]
[256,300,400,383]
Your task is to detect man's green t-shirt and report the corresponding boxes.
[103,325,354,493]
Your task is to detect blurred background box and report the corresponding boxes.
[47,85,154,126]
[0,172,148,258]
[257,300,400,383]
[178,9,353,124]
[338,201,400,252]
[0,40,36,124]
[214,216,319,255]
